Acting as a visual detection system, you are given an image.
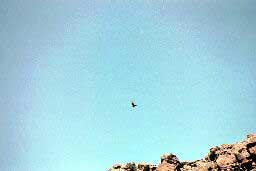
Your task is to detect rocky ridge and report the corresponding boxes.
[109,134,256,171]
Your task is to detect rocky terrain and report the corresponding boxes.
[109,134,256,171]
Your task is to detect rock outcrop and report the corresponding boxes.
[109,134,256,171]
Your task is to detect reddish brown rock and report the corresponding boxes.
[249,146,256,155]
[157,154,181,171]
[157,163,178,171]
[137,163,157,171]
[216,153,237,169]
[109,134,256,171]
[160,154,180,164]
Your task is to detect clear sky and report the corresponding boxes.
[1,1,256,171]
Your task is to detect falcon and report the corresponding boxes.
[131,101,137,108]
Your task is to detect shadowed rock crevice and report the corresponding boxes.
[109,134,256,171]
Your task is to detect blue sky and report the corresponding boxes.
[1,1,256,171]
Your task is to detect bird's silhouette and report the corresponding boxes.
[131,101,137,108]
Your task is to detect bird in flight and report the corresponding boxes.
[131,101,137,108]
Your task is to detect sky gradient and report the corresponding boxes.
[1,1,256,171]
